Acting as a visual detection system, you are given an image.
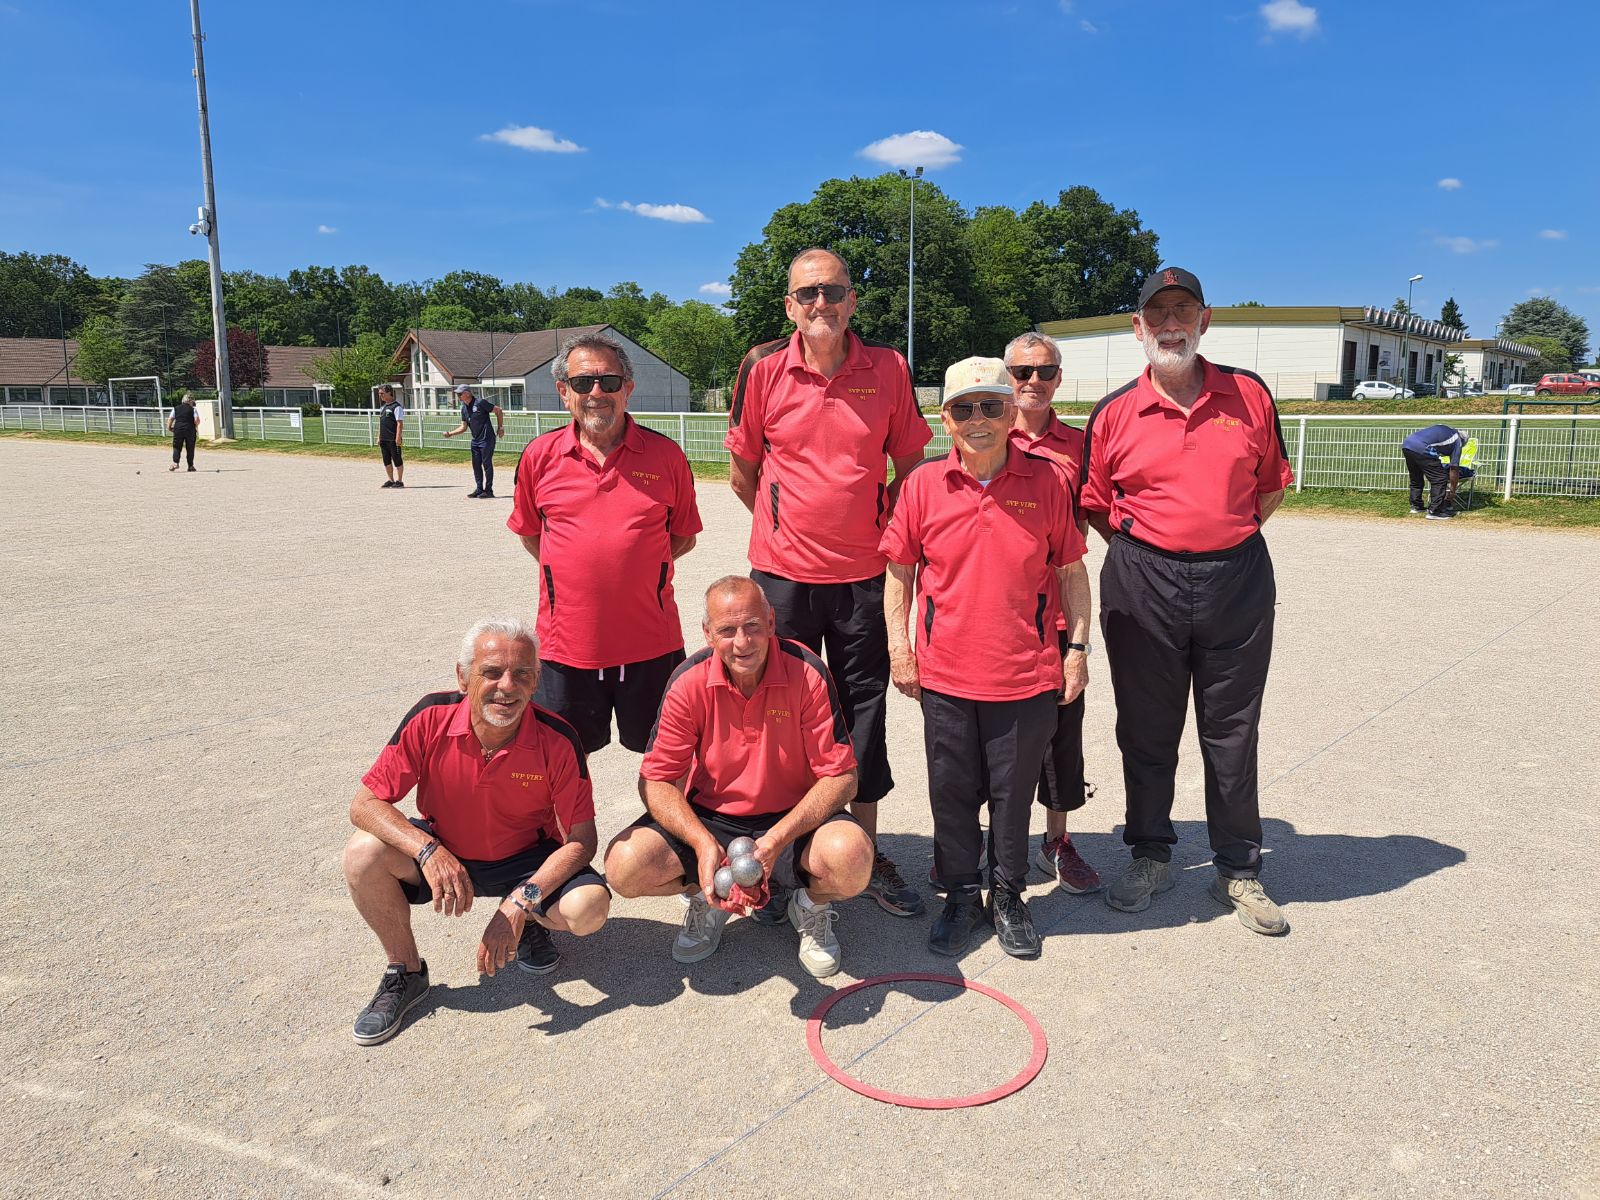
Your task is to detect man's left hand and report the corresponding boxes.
[1061,651,1088,706]
[477,904,525,977]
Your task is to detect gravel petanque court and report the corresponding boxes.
[1,437,1596,1199]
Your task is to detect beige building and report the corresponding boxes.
[1455,338,1538,391]
[1037,306,1467,401]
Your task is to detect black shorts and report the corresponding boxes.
[399,817,607,912]
[380,440,403,468]
[534,647,686,754]
[626,803,861,891]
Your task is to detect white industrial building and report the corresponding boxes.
[1454,338,1538,391]
[1038,306,1469,401]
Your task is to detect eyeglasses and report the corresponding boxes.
[566,374,627,394]
[946,397,1008,422]
[1141,302,1203,324]
[1007,364,1060,382]
[787,284,851,305]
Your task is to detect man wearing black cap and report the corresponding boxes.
[1079,267,1294,936]
[443,384,505,498]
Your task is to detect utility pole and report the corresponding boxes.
[189,0,234,438]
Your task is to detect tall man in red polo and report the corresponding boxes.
[1079,267,1293,936]
[726,248,933,918]
[341,617,611,1045]
[1005,330,1102,895]
[882,358,1091,959]
[603,577,873,979]
[509,332,701,756]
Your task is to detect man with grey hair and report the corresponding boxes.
[725,247,933,919]
[341,617,610,1044]
[442,384,504,498]
[509,331,701,757]
[1004,330,1101,895]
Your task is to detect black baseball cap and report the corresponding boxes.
[1138,267,1206,309]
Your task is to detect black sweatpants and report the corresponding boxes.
[1037,629,1087,813]
[922,687,1057,899]
[751,569,892,805]
[1099,532,1275,879]
[171,428,197,468]
[1403,449,1451,514]
[471,436,496,492]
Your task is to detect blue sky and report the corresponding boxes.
[4,0,1596,343]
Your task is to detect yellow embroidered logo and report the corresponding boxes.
[510,772,544,782]
[767,707,791,723]
[631,470,661,482]
[1004,499,1038,510]
[845,387,877,396]
[1212,417,1241,428]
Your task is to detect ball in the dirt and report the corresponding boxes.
[713,866,734,899]
[727,836,757,860]
[730,854,763,887]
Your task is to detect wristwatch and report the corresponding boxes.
[1065,642,1092,656]
[510,880,543,915]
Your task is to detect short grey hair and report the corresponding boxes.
[702,575,770,625]
[788,247,852,288]
[457,616,539,677]
[1003,331,1062,366]
[551,332,634,384]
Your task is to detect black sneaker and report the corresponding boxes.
[928,898,986,956]
[989,885,1040,959]
[352,961,430,1045]
[467,489,484,499]
[381,480,394,489]
[1425,510,1456,521]
[515,922,561,975]
[393,481,404,489]
[480,489,496,499]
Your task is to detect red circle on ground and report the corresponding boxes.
[805,973,1048,1109]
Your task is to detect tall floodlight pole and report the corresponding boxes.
[189,0,234,438]
[1399,273,1423,394]
[900,166,923,380]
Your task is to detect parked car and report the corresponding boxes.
[1351,380,1415,400]
[1534,374,1600,396]
[1504,384,1537,397]
[1440,384,1483,399]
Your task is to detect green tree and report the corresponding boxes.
[1517,334,1572,377]
[117,264,207,388]
[1390,297,1412,315]
[418,303,478,331]
[1236,300,1266,307]
[426,270,512,330]
[599,281,672,344]
[0,251,110,338]
[72,315,133,388]
[1501,297,1589,368]
[304,332,399,406]
[1439,297,1466,331]
[964,205,1033,353]
[642,300,742,390]
[1019,186,1159,323]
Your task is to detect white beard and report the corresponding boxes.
[1142,331,1198,374]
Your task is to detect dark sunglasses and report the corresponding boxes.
[788,284,851,305]
[1007,364,1060,382]
[946,397,1008,422]
[566,374,626,394]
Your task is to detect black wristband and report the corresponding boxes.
[415,840,439,868]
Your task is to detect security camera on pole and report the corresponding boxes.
[189,0,234,439]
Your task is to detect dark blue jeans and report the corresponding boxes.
[471,435,496,492]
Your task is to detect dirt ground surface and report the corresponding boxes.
[2,439,1596,1200]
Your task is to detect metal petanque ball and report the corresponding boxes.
[730,854,763,888]
[713,866,735,899]
[727,837,757,860]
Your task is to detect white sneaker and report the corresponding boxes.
[787,889,842,978]
[673,893,729,964]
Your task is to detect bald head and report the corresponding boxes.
[703,575,770,625]
[703,576,775,690]
[787,248,852,290]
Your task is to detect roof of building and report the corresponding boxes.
[395,325,613,383]
[0,336,89,387]
[1456,338,1538,358]
[1038,305,1467,344]
[263,344,337,389]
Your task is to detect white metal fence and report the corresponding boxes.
[7,404,1599,500]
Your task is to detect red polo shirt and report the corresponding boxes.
[879,444,1086,703]
[508,416,702,668]
[640,639,857,817]
[1080,359,1294,553]
[1009,410,1085,497]
[362,692,594,862]
[725,331,932,583]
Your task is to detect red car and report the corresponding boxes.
[1534,374,1600,396]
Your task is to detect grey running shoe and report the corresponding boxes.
[516,921,561,975]
[1209,875,1290,936]
[1105,858,1175,913]
[787,891,842,978]
[352,961,430,1046]
[672,893,729,964]
[866,849,925,917]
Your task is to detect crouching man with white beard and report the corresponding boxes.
[1078,267,1295,937]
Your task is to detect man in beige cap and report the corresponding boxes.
[880,357,1091,959]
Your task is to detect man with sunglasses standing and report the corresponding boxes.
[508,332,701,759]
[882,357,1091,958]
[1079,267,1293,936]
[1004,332,1101,895]
[726,248,933,919]
[442,383,505,498]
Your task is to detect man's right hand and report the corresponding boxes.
[423,846,474,916]
[889,644,921,700]
[694,839,723,906]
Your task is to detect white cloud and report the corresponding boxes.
[859,130,963,170]
[1260,0,1318,38]
[595,198,710,224]
[479,124,585,154]
[699,281,732,296]
[1435,235,1498,255]
[1538,229,1568,240]
[1437,177,1462,191]
[1080,19,1098,32]
[316,224,337,235]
